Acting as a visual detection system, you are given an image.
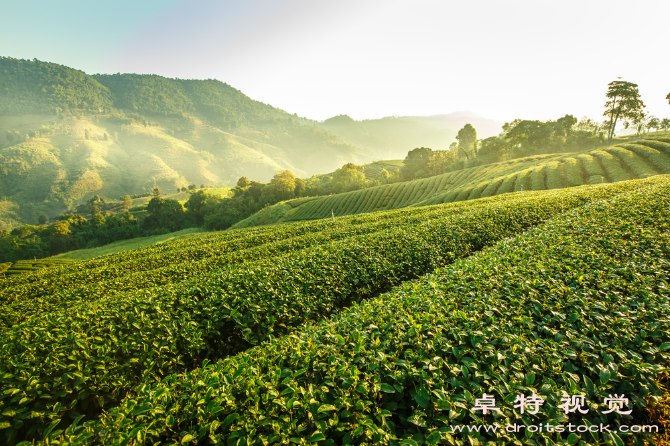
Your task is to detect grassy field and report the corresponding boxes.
[0,175,668,444]
[51,227,206,260]
[270,136,670,224]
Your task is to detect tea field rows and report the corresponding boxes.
[1,176,669,445]
[282,137,670,222]
[63,176,670,445]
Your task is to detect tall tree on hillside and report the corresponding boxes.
[603,80,645,141]
[236,177,250,189]
[332,163,366,192]
[401,147,433,180]
[456,124,478,153]
[556,114,578,136]
[648,116,660,134]
[667,92,670,105]
[631,110,648,136]
[661,118,670,132]
[270,170,296,200]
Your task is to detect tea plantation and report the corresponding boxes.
[0,176,669,445]
[282,137,670,223]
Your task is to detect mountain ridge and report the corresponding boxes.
[0,56,500,228]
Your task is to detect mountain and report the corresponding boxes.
[0,56,499,229]
[318,113,502,160]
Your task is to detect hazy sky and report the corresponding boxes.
[2,0,668,124]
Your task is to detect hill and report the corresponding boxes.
[237,136,670,225]
[0,175,668,443]
[319,113,501,159]
[1,57,491,229]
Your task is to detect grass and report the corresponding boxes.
[230,202,293,229]
[52,227,206,260]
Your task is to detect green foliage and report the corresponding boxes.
[1,258,76,277]
[0,179,657,442]
[456,123,477,152]
[0,211,143,262]
[58,176,670,444]
[0,57,112,115]
[400,147,456,180]
[477,136,511,162]
[278,138,670,222]
[603,80,645,141]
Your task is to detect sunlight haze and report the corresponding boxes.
[1,0,668,124]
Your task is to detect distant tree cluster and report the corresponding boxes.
[0,212,141,262]
[398,116,605,181]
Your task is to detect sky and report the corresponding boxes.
[1,0,669,124]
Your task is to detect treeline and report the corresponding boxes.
[0,212,141,262]
[0,163,394,262]
[397,115,607,181]
[0,191,195,262]
[188,164,386,230]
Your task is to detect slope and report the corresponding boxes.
[0,176,662,442]
[1,57,500,228]
[81,176,670,445]
[281,136,670,222]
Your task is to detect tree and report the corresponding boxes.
[401,147,433,180]
[661,118,670,132]
[456,124,477,152]
[152,186,161,198]
[478,137,511,163]
[631,110,647,136]
[426,150,456,176]
[667,92,670,105]
[38,214,48,225]
[269,170,296,200]
[236,176,250,188]
[184,190,214,226]
[294,178,306,196]
[647,116,660,134]
[332,163,366,192]
[379,168,391,184]
[603,80,645,141]
[556,114,577,136]
[146,196,165,217]
[188,184,196,191]
[121,195,132,209]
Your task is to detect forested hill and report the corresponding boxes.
[0,58,112,114]
[0,57,500,228]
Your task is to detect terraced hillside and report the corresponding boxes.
[1,177,668,444]
[278,137,670,223]
[1,176,667,444]
[0,258,76,277]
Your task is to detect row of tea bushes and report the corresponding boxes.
[0,199,491,329]
[73,178,670,445]
[0,179,655,442]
